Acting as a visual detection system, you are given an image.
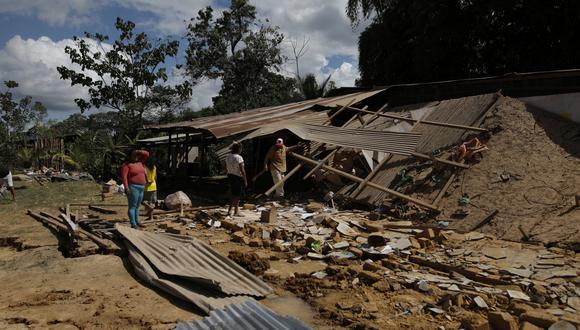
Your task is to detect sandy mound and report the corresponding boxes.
[439,97,580,248]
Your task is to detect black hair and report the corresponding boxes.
[231,143,241,154]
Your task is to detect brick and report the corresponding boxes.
[408,237,421,249]
[372,280,391,292]
[249,238,262,247]
[365,222,382,232]
[221,219,236,231]
[460,312,490,330]
[260,207,277,223]
[381,259,399,270]
[358,271,382,284]
[242,203,256,210]
[521,310,558,329]
[520,322,542,330]
[487,311,518,330]
[305,202,324,213]
[232,231,250,245]
[362,261,382,272]
[348,247,364,259]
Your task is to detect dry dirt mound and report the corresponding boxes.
[439,96,580,248]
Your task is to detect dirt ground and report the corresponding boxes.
[0,182,201,329]
[438,97,580,248]
[0,181,330,329]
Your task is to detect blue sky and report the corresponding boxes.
[0,0,365,120]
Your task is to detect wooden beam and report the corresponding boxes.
[322,98,357,125]
[264,164,302,196]
[289,152,438,211]
[469,209,499,232]
[345,106,488,132]
[351,154,394,197]
[433,173,456,206]
[88,205,118,214]
[412,152,469,169]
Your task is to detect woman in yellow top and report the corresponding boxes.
[144,157,157,204]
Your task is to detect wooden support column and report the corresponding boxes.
[290,152,439,211]
[351,154,394,197]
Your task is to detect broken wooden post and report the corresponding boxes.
[469,209,499,231]
[289,152,439,211]
[264,164,302,196]
[433,172,457,206]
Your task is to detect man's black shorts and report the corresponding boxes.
[228,174,244,197]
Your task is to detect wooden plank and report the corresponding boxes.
[411,152,469,169]
[35,211,117,251]
[351,154,394,197]
[149,205,220,216]
[290,152,439,211]
[346,106,488,132]
[433,173,457,206]
[322,99,356,125]
[264,164,302,196]
[88,205,118,214]
[469,209,499,231]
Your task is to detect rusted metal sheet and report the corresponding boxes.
[339,93,500,206]
[144,90,384,139]
[174,300,312,330]
[126,243,251,314]
[116,225,273,297]
[244,123,421,156]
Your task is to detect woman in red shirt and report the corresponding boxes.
[120,150,149,228]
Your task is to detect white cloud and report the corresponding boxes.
[0,35,88,114]
[0,0,366,119]
[0,0,101,26]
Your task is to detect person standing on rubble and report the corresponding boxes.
[225,142,247,217]
[121,149,149,229]
[264,138,300,198]
[0,166,15,201]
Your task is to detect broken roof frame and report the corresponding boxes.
[143,90,385,141]
[248,93,500,210]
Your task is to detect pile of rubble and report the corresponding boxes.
[149,200,579,329]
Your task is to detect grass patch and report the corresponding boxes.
[0,180,125,214]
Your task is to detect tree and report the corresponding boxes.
[347,0,580,86]
[0,80,47,163]
[297,73,335,100]
[186,0,295,114]
[57,17,191,136]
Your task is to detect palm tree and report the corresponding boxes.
[297,73,335,100]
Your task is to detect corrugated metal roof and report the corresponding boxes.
[174,300,312,330]
[117,225,273,297]
[144,90,385,139]
[126,243,251,314]
[243,123,421,156]
[338,93,500,205]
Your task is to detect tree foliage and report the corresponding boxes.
[347,0,580,86]
[0,80,47,164]
[186,0,295,113]
[57,17,191,135]
[298,74,335,100]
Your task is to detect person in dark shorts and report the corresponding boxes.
[225,142,247,217]
[0,167,15,201]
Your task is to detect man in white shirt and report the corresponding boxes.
[225,142,247,217]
